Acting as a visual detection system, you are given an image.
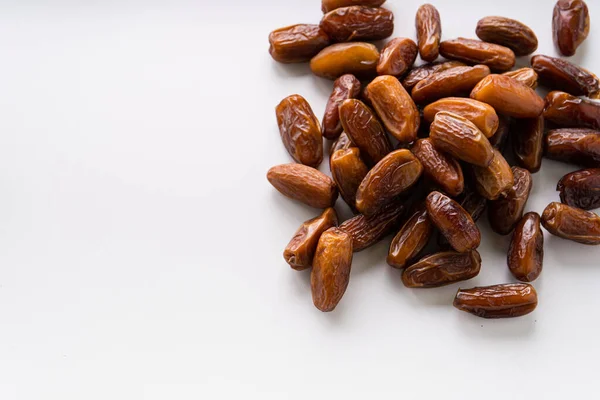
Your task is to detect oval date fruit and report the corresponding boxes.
[402,61,465,90]
[387,205,432,269]
[544,128,600,168]
[476,16,538,56]
[320,6,394,42]
[488,167,533,235]
[553,0,590,57]
[513,116,544,173]
[402,250,481,288]
[311,227,353,312]
[321,0,386,13]
[377,37,418,77]
[543,91,600,130]
[423,97,499,138]
[542,202,600,245]
[472,149,514,200]
[412,138,464,197]
[439,38,515,72]
[411,64,491,105]
[508,212,544,282]
[531,54,599,98]
[330,148,369,210]
[340,202,405,252]
[453,283,538,319]
[276,94,323,167]
[269,24,331,64]
[284,208,338,270]
[267,163,338,209]
[311,42,380,80]
[322,75,362,140]
[502,67,538,89]
[557,168,600,210]
[415,4,442,62]
[330,131,353,156]
[470,74,544,118]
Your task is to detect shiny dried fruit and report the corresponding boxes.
[531,55,599,98]
[377,38,418,77]
[311,228,353,312]
[356,149,423,216]
[415,4,442,62]
[339,98,392,166]
[339,201,405,251]
[412,65,491,104]
[544,128,600,168]
[502,67,538,89]
[321,0,386,13]
[284,208,338,270]
[453,283,538,319]
[267,163,338,208]
[542,202,600,245]
[423,97,499,138]
[330,148,369,210]
[402,250,481,288]
[553,0,590,57]
[470,74,544,118]
[276,95,323,167]
[472,149,514,200]
[543,91,600,130]
[311,42,380,80]
[488,167,533,235]
[320,6,394,42]
[426,191,481,253]
[429,111,494,167]
[489,115,511,151]
[269,24,331,64]
[436,187,487,250]
[557,168,600,210]
[387,205,432,269]
[330,131,353,156]
[513,116,544,173]
[412,138,464,197]
[508,212,544,282]
[402,61,466,90]
[439,38,515,72]
[322,75,362,140]
[475,16,538,56]
[367,75,420,143]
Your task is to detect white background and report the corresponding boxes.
[0,0,598,398]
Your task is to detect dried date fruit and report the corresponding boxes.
[377,38,418,77]
[513,116,544,173]
[269,24,331,64]
[412,65,491,105]
[402,250,481,288]
[311,228,353,312]
[367,75,421,143]
[439,38,515,72]
[557,168,600,210]
[543,91,600,130]
[330,131,353,156]
[356,149,423,216]
[531,55,599,98]
[276,95,323,167]
[436,188,487,250]
[502,68,538,89]
[415,4,442,62]
[472,149,514,200]
[423,97,499,138]
[475,16,538,56]
[267,163,338,208]
[488,167,533,235]
[471,74,544,118]
[311,42,380,80]
[387,205,432,269]
[544,128,600,168]
[322,75,362,140]
[322,0,386,13]
[508,212,544,282]
[453,283,538,319]
[330,148,369,210]
[542,202,600,245]
[284,208,338,270]
[489,115,511,151]
[320,6,394,42]
[340,201,405,251]
[412,138,464,197]
[402,61,465,90]
[553,0,590,57]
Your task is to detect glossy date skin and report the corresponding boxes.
[470,74,544,118]
[514,116,544,173]
[453,283,538,319]
[553,0,590,57]
[472,149,514,200]
[543,91,600,130]
[401,61,465,91]
[476,16,538,56]
[423,97,499,138]
[377,38,418,77]
[557,168,600,210]
[320,6,394,42]
[269,24,331,63]
[439,38,515,72]
[330,148,369,211]
[415,4,442,62]
[321,0,386,13]
[542,202,600,245]
[322,75,362,140]
[411,138,464,197]
[488,167,533,235]
[502,68,538,89]
[531,55,599,98]
[340,201,405,252]
[544,128,600,168]
[330,131,353,156]
[267,164,338,209]
[311,42,380,80]
[387,205,432,269]
[402,250,481,288]
[508,212,544,282]
[411,65,490,105]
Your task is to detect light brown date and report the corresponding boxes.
[412,138,464,197]
[321,0,386,13]
[472,149,514,200]
[542,202,600,245]
[513,116,544,173]
[544,128,600,168]
[330,148,369,210]
[320,6,394,42]
[531,55,599,98]
[411,65,491,104]
[439,38,515,72]
[340,201,405,252]
[476,16,538,56]
[387,205,432,269]
[267,163,338,209]
[311,42,380,80]
[377,38,418,77]
[508,212,544,282]
[402,61,466,90]
[269,24,331,64]
[543,91,600,130]
[402,250,481,288]
[415,4,442,62]
[470,74,544,118]
[553,0,590,57]
[453,283,538,319]
[330,131,353,156]
[322,75,362,140]
[488,167,533,235]
[502,68,538,89]
[423,97,499,138]
[557,168,600,210]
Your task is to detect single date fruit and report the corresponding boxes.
[508,212,544,282]
[320,6,394,42]
[557,168,600,210]
[269,24,331,63]
[541,202,600,245]
[415,4,442,62]
[402,250,481,288]
[476,16,538,56]
[553,0,590,57]
[311,42,380,80]
[453,283,538,319]
[439,38,515,72]
[267,163,338,208]
[322,75,362,139]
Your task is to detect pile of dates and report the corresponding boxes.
[267,0,600,317]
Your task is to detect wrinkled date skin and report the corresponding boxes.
[439,38,515,72]
[489,115,511,151]
[356,149,423,216]
[320,6,394,42]
[415,4,442,62]
[557,168,600,210]
[339,99,392,166]
[321,0,386,13]
[553,0,590,57]
[377,38,418,77]
[543,91,600,130]
[367,75,421,143]
[453,283,538,319]
[267,163,338,209]
[545,128,600,168]
[437,188,487,250]
[387,205,432,269]
[472,149,515,200]
[412,138,464,197]
[402,61,465,90]
[470,74,544,118]
[412,65,491,105]
[426,191,481,253]
[330,148,369,210]
[322,75,362,140]
[311,228,353,312]
[284,208,338,270]
[269,24,331,64]
[542,202,600,245]
[311,42,380,80]
[508,212,544,282]
[423,97,499,138]
[488,167,533,235]
[340,202,405,252]
[502,67,538,89]
[430,111,494,167]
[476,16,538,56]
[514,116,544,173]
[402,251,481,288]
[276,95,324,168]
[330,131,353,156]
[532,55,599,98]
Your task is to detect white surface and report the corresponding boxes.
[0,0,598,398]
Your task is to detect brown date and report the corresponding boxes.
[557,168,600,210]
[267,163,338,209]
[276,95,323,167]
[470,74,544,118]
[553,0,590,57]
[437,188,487,250]
[531,55,599,98]
[439,38,515,72]
[311,228,353,312]
[502,68,538,89]
[514,116,544,173]
[423,97,499,138]
[284,208,338,271]
[320,6,394,42]
[387,205,432,269]
[402,61,466,91]
[322,75,362,140]
[543,91,600,130]
[330,131,353,156]
[321,0,386,13]
[453,283,538,319]
[412,65,491,105]
[476,16,538,56]
[411,138,464,197]
[377,38,418,77]
[402,250,481,288]
[488,167,533,235]
[472,149,514,200]
[415,4,442,62]
[542,202,600,245]
[330,148,369,211]
[489,115,511,151]
[311,42,380,80]
[508,212,544,282]
[544,128,600,168]
[269,24,331,64]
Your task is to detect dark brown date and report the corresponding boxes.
[472,149,514,200]
[402,250,481,288]
[415,4,442,62]
[269,24,331,64]
[453,283,538,319]
[513,116,544,173]
[502,68,538,89]
[322,75,362,140]
[402,61,466,91]
[557,168,600,210]
[320,6,394,42]
[476,16,538,56]
[411,65,491,104]
[311,42,380,80]
[437,188,487,250]
[267,164,338,209]
[489,115,511,151]
[553,0,590,57]
[412,138,464,197]
[322,0,386,13]
[542,202,600,244]
[330,131,353,156]
[543,91,600,130]
[470,74,544,118]
[508,212,544,282]
[544,128,600,168]
[330,148,369,210]
[377,38,418,77]
[488,167,533,235]
[387,205,432,269]
[531,55,599,98]
[439,38,515,72]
